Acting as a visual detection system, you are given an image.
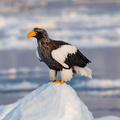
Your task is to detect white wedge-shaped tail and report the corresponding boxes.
[73,66,92,79]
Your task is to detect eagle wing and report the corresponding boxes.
[51,44,90,68]
[65,49,91,67]
[36,47,43,62]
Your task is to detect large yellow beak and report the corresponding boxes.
[27,31,36,38]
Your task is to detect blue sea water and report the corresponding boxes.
[0,48,120,95]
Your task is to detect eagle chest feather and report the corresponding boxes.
[38,42,62,69]
[38,42,52,61]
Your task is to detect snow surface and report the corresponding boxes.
[0,83,120,120]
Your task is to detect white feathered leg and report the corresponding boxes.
[49,69,57,82]
[61,68,73,82]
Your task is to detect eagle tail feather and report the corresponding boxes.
[73,66,92,79]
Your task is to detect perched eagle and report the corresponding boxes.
[27,28,92,84]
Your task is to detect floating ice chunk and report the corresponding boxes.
[0,83,93,120]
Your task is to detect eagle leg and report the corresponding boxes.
[53,80,64,84]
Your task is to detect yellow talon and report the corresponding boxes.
[53,80,64,84]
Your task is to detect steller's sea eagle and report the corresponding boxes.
[27,28,92,84]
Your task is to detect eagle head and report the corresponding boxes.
[27,28,48,40]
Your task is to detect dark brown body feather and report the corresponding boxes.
[37,39,90,71]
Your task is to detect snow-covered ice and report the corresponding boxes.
[0,83,119,120]
[0,83,93,120]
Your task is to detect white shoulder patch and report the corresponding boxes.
[36,49,41,59]
[51,45,77,68]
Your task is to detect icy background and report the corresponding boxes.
[0,5,120,50]
[0,0,120,118]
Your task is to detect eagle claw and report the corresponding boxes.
[53,80,64,84]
